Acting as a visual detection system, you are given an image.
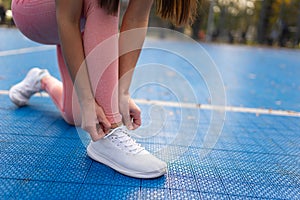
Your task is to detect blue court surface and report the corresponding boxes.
[0,27,300,199]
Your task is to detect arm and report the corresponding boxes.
[55,0,110,140]
[119,0,153,90]
[55,0,93,102]
[118,0,153,129]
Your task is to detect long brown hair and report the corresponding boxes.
[98,0,198,26]
[98,0,120,15]
[155,0,198,26]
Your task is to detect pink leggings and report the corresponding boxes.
[12,0,122,125]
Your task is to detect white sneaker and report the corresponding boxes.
[87,126,167,179]
[9,67,50,106]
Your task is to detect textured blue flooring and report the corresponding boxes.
[0,27,300,199]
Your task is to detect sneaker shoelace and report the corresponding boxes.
[105,127,145,154]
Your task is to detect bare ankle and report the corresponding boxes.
[110,122,122,129]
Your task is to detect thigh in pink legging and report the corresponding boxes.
[11,0,121,125]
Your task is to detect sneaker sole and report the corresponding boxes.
[87,144,166,179]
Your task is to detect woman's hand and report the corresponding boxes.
[119,94,141,130]
[129,98,142,130]
[81,100,111,141]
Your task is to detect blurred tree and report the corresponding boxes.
[296,1,300,46]
[0,0,11,9]
[256,0,298,46]
[2,0,299,47]
[192,0,210,40]
[257,0,274,44]
[208,0,256,43]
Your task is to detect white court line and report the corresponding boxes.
[0,90,299,117]
[0,46,55,57]
[134,99,300,117]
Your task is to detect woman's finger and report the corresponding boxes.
[95,103,111,133]
[130,111,141,130]
[84,125,105,142]
[129,99,141,130]
[122,110,134,130]
[96,111,111,133]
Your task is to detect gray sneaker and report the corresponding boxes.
[9,67,49,106]
[87,126,167,178]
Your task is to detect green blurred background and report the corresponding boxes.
[0,0,300,48]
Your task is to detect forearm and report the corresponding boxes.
[119,0,153,94]
[56,0,94,106]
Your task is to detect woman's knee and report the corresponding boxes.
[61,111,81,127]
